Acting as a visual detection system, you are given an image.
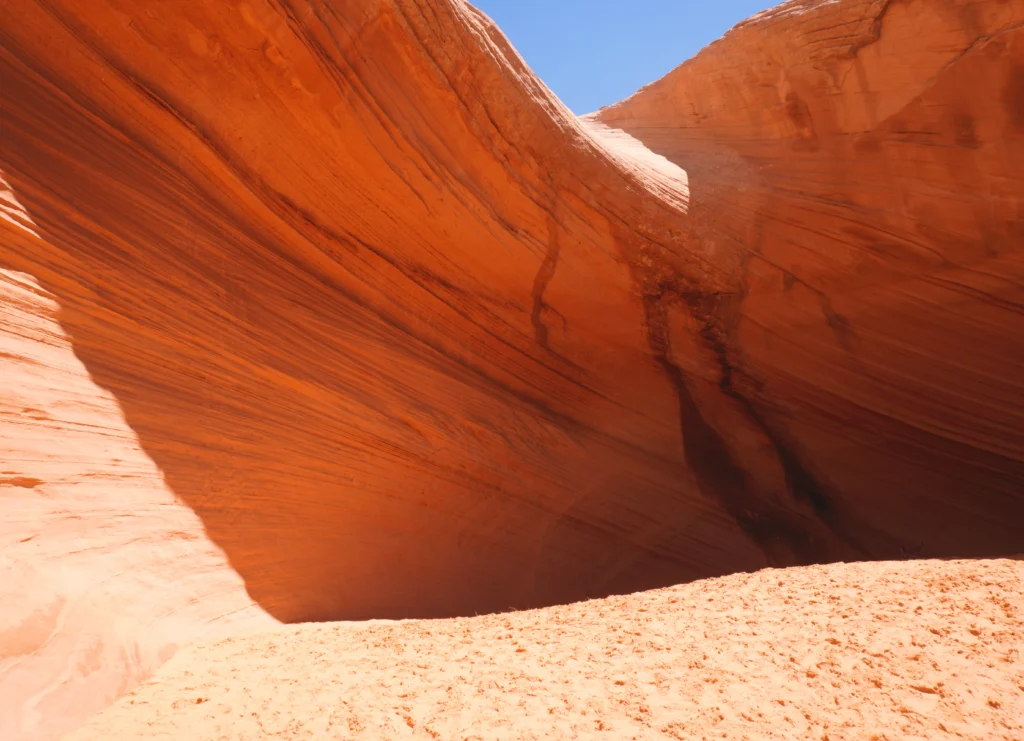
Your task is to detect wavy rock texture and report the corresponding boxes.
[0,0,1022,738]
[0,249,274,741]
[593,0,1024,559]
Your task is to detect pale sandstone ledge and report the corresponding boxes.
[64,559,1024,741]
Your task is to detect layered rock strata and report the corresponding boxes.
[1,0,1022,737]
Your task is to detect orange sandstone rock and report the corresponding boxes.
[0,0,1021,738]
[0,237,274,741]
[593,0,1024,561]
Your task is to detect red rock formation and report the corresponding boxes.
[1,0,1021,737]
[0,231,274,741]
[593,0,1024,560]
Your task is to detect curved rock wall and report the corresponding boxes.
[0,217,273,741]
[1,0,1022,737]
[594,0,1024,561]
[1,0,758,631]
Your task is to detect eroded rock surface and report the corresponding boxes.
[0,202,274,741]
[593,0,1024,560]
[1,0,1022,738]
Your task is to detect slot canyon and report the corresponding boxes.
[1,0,1022,738]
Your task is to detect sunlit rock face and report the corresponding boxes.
[1,0,1021,738]
[593,0,1024,561]
[0,211,273,741]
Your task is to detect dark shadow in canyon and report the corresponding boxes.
[0,44,774,623]
[5,14,1024,625]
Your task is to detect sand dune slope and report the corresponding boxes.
[66,559,1024,741]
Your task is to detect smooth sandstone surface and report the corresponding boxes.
[1,0,1022,738]
[64,559,1024,741]
[1,180,275,741]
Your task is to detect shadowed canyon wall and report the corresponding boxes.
[1,0,1022,738]
[593,0,1024,562]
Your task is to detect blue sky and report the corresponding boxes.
[472,0,774,114]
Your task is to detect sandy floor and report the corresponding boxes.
[65,559,1023,740]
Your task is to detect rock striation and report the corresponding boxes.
[1,0,1022,738]
[592,0,1024,563]
[0,246,274,741]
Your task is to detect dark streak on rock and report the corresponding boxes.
[847,0,892,59]
[0,476,44,489]
[953,113,980,149]
[1005,64,1024,130]
[783,270,858,352]
[639,287,836,566]
[685,293,838,523]
[817,293,857,353]
[783,91,818,147]
[530,213,562,350]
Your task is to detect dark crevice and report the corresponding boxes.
[688,293,838,521]
[530,212,562,350]
[846,0,892,59]
[640,289,834,566]
[687,288,884,556]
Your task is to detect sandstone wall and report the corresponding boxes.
[1,0,1021,737]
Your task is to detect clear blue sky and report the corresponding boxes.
[472,0,774,114]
